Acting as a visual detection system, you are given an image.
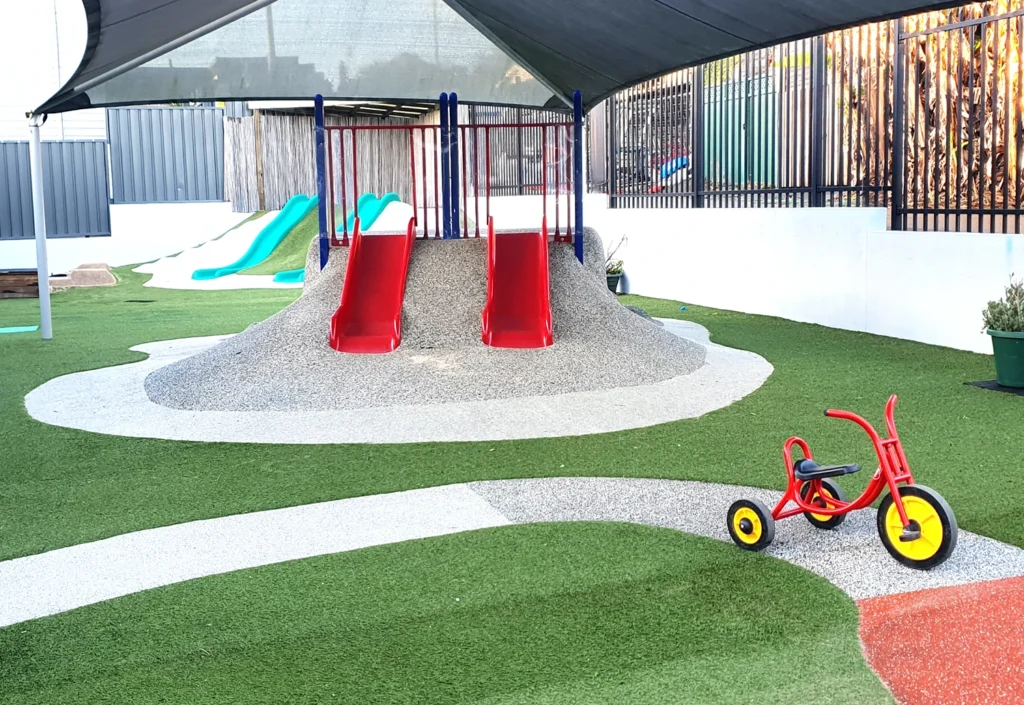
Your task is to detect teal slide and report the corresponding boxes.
[272,192,401,284]
[192,194,319,281]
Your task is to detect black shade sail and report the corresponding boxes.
[37,0,968,114]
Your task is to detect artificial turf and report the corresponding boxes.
[0,523,892,705]
[240,209,318,276]
[0,269,1022,563]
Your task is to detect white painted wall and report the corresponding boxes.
[479,194,611,232]
[0,203,249,275]
[486,194,1021,353]
[0,0,105,141]
[596,204,884,332]
[566,197,1019,355]
[861,230,1024,353]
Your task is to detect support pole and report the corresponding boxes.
[314,94,329,269]
[692,66,705,209]
[810,36,826,208]
[449,92,460,239]
[253,108,266,211]
[28,115,52,340]
[891,19,906,231]
[439,93,451,239]
[573,90,584,264]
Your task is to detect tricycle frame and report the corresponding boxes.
[772,395,916,530]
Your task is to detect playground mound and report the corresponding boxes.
[145,229,705,411]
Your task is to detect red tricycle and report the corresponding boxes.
[727,395,958,570]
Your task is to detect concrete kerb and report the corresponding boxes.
[23,321,770,444]
[3,477,1022,628]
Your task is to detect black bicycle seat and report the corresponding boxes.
[793,459,861,481]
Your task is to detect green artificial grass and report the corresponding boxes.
[240,208,318,276]
[0,272,1022,562]
[0,523,891,705]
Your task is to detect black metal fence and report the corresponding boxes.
[597,1,1024,233]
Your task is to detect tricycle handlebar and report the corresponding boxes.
[884,394,899,438]
[823,395,899,442]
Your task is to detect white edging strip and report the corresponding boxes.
[23,321,772,444]
[0,484,510,628]
[3,478,1023,628]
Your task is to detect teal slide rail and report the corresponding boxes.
[192,194,319,281]
[273,192,401,284]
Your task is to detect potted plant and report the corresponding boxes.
[983,276,1024,388]
[606,236,627,294]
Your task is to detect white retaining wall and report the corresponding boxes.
[0,203,248,275]
[6,189,1019,354]
[487,195,1021,354]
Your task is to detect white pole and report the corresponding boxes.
[28,115,53,340]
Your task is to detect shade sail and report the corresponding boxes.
[37,0,968,114]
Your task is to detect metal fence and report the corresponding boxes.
[598,1,1024,233]
[897,8,1024,232]
[467,105,571,195]
[107,106,225,203]
[0,140,111,240]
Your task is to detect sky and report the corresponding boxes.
[0,0,85,115]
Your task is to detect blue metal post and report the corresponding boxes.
[314,94,329,270]
[439,93,451,239]
[449,92,460,239]
[573,90,584,264]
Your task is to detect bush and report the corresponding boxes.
[983,276,1024,333]
[605,235,626,275]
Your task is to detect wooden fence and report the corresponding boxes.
[225,111,441,213]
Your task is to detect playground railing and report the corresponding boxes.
[326,124,443,245]
[324,119,578,246]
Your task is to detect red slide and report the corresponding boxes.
[481,217,554,348]
[329,218,415,354]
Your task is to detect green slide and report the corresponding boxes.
[273,192,401,284]
[192,194,319,281]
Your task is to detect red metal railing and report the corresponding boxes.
[325,120,576,246]
[458,121,575,240]
[326,124,441,245]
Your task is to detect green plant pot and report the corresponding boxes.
[988,329,1024,388]
[607,273,622,294]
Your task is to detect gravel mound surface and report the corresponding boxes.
[146,230,704,411]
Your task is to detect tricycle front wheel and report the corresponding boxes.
[727,499,775,552]
[877,485,958,570]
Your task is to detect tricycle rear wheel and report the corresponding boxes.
[877,485,958,570]
[800,479,847,530]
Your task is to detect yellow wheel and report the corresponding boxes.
[799,478,847,530]
[877,485,958,570]
[727,499,775,552]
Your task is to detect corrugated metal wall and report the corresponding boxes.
[107,106,225,203]
[0,140,111,240]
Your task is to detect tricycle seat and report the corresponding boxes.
[793,459,861,481]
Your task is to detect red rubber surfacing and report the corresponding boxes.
[858,576,1024,704]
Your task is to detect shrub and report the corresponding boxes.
[606,235,626,275]
[983,276,1024,333]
